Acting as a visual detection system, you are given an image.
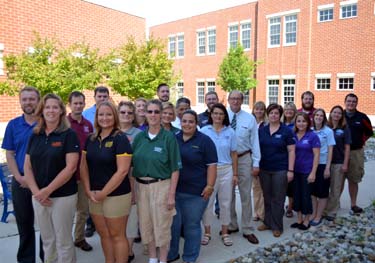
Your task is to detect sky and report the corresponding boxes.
[87,0,254,27]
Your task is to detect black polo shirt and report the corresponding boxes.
[26,128,80,197]
[345,110,373,150]
[84,130,132,196]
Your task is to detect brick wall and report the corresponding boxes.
[0,0,145,122]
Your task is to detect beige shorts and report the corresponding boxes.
[89,193,131,218]
[136,179,176,247]
[346,148,365,183]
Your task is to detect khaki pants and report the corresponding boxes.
[74,181,89,242]
[325,164,345,216]
[253,176,264,220]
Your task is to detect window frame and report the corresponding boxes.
[177,34,184,58]
[168,35,176,58]
[177,81,184,98]
[317,4,334,22]
[228,22,239,50]
[196,30,206,56]
[267,78,280,105]
[207,28,216,55]
[371,72,375,91]
[207,80,216,92]
[340,0,358,19]
[196,80,206,105]
[240,20,251,51]
[0,43,4,76]
[282,78,296,105]
[337,73,355,90]
[283,14,297,46]
[268,17,281,48]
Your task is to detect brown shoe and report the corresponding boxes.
[243,233,259,244]
[74,239,93,251]
[272,230,282,238]
[257,224,270,231]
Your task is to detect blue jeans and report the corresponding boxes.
[168,192,208,263]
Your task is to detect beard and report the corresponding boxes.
[22,105,35,115]
[302,102,314,111]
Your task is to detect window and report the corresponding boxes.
[168,36,176,58]
[177,35,184,57]
[338,78,354,90]
[316,78,331,90]
[340,2,357,19]
[284,15,297,45]
[197,31,206,55]
[207,81,215,92]
[318,8,334,22]
[372,73,375,90]
[243,91,250,105]
[228,25,239,49]
[283,79,295,104]
[267,79,279,104]
[241,22,251,50]
[177,82,184,98]
[197,81,205,104]
[207,29,216,54]
[269,17,281,47]
[0,43,4,75]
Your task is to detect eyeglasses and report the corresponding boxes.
[120,111,133,115]
[147,110,161,114]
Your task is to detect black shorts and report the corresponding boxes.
[311,164,330,198]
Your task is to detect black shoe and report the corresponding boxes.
[290,222,301,228]
[134,237,141,243]
[74,239,93,251]
[219,228,239,235]
[167,254,180,263]
[128,254,135,262]
[85,225,95,238]
[298,223,310,230]
[351,205,363,215]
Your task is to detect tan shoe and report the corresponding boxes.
[272,230,282,237]
[257,224,270,231]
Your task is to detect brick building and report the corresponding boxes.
[150,0,375,116]
[0,0,145,122]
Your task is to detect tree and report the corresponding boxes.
[106,36,179,100]
[0,33,105,102]
[217,45,258,93]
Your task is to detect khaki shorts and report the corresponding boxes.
[89,193,131,218]
[136,179,176,247]
[346,148,365,183]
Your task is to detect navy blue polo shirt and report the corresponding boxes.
[26,128,80,197]
[84,130,132,196]
[176,131,218,196]
[259,124,295,171]
[2,115,37,174]
[345,110,373,150]
[198,110,210,128]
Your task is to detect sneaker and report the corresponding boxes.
[351,205,363,215]
[74,239,93,251]
[85,225,95,238]
[310,219,322,227]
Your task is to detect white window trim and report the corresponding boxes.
[196,80,205,105]
[315,76,331,91]
[267,75,280,80]
[315,73,332,78]
[283,14,298,46]
[336,75,355,91]
[340,0,358,6]
[266,9,301,19]
[240,20,252,51]
[207,26,216,30]
[168,35,176,59]
[196,30,206,56]
[228,24,239,51]
[340,1,358,19]
[267,79,280,105]
[268,17,281,48]
[318,3,335,10]
[317,5,334,22]
[282,74,296,79]
[206,78,216,82]
[176,33,184,59]
[371,72,375,90]
[337,73,355,78]
[228,21,239,26]
[0,43,4,76]
[281,79,296,105]
[207,28,216,55]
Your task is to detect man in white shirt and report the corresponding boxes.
[227,90,261,244]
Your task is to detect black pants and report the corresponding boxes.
[12,178,44,263]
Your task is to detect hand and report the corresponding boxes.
[251,167,260,177]
[93,190,106,202]
[232,176,238,186]
[323,167,331,179]
[15,175,28,188]
[34,187,51,204]
[167,193,175,210]
[341,165,348,173]
[131,192,137,205]
[201,186,214,200]
[287,171,294,182]
[307,173,315,183]
[88,191,99,203]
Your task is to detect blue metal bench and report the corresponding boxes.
[0,164,14,223]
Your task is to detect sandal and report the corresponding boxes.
[286,209,293,218]
[222,234,233,246]
[201,233,211,245]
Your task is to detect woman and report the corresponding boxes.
[132,99,181,263]
[283,102,297,217]
[252,101,266,221]
[167,110,218,263]
[310,109,336,226]
[162,102,180,134]
[324,106,351,220]
[291,112,320,230]
[135,98,148,131]
[24,93,80,263]
[201,103,238,247]
[118,101,142,262]
[257,103,295,237]
[172,97,191,129]
[81,101,133,263]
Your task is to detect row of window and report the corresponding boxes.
[318,1,357,22]
[168,21,251,58]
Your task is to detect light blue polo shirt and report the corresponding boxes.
[200,125,237,166]
[82,104,96,125]
[312,125,336,164]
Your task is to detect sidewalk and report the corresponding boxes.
[1,161,375,263]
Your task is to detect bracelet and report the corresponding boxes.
[288,170,294,172]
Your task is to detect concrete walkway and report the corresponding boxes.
[1,161,375,263]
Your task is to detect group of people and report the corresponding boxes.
[2,84,373,263]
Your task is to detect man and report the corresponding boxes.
[171,97,190,129]
[344,93,373,214]
[82,86,109,125]
[67,91,94,251]
[198,91,218,128]
[227,90,261,244]
[298,91,316,120]
[156,83,170,102]
[2,86,44,263]
[82,86,109,237]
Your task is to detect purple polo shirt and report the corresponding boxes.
[294,130,321,174]
[67,114,93,180]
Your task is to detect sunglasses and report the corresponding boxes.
[120,111,133,115]
[147,110,161,114]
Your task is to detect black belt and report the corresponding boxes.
[238,150,251,158]
[136,177,166,185]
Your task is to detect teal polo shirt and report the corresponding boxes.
[132,128,182,179]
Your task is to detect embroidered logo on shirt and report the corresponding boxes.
[51,141,62,147]
[105,141,113,148]
[275,134,282,139]
[302,139,309,144]
[154,147,162,153]
[192,145,199,149]
[84,126,90,133]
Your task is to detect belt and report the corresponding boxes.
[136,177,167,185]
[238,150,251,158]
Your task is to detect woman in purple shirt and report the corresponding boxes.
[291,112,320,230]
